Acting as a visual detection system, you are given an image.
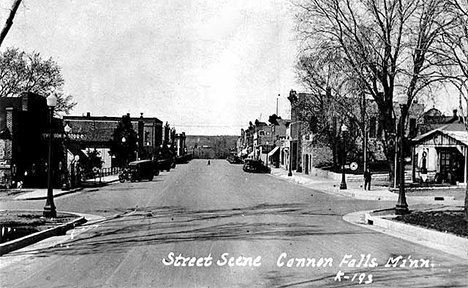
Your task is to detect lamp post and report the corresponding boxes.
[340,124,348,190]
[62,123,72,190]
[288,148,292,177]
[43,94,57,218]
[73,155,80,187]
[395,94,409,215]
[121,136,126,166]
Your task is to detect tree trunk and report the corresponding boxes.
[465,185,468,222]
[0,0,22,48]
[332,142,337,168]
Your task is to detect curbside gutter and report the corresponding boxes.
[0,215,87,256]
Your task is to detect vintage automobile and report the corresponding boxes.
[122,159,159,182]
[157,157,175,172]
[226,155,243,164]
[242,159,271,173]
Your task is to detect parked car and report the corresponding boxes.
[123,159,159,182]
[243,159,271,173]
[227,155,243,164]
[157,157,175,172]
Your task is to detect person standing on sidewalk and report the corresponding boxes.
[364,168,372,190]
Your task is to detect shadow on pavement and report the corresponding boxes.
[10,203,377,257]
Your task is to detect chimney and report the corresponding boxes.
[86,112,91,118]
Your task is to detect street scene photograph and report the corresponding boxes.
[0,0,468,287]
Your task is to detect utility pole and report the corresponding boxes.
[362,92,367,173]
[276,94,280,115]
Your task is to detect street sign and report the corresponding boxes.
[350,162,358,171]
[42,133,65,139]
[41,133,85,139]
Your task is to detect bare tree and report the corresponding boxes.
[296,48,366,168]
[442,0,468,221]
[0,0,22,48]
[295,0,454,181]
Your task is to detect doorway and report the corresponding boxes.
[439,148,464,184]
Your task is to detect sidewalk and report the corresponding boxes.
[269,167,468,259]
[13,175,119,201]
[269,168,464,205]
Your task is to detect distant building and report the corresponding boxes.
[63,112,163,168]
[174,132,190,162]
[186,135,237,159]
[284,90,303,172]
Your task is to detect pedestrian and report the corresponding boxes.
[364,168,372,190]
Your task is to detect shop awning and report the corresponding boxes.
[267,146,279,157]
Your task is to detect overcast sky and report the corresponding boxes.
[1,0,299,135]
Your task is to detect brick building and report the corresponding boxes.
[0,92,62,188]
[63,113,163,168]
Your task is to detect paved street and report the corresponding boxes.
[1,160,467,287]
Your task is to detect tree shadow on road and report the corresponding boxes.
[261,263,468,288]
[13,203,377,257]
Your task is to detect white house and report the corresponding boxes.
[412,123,468,185]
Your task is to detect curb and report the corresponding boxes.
[364,212,468,259]
[270,172,461,204]
[0,213,87,256]
[15,187,84,201]
[15,178,119,200]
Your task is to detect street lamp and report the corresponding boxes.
[121,136,127,166]
[340,124,348,190]
[72,154,80,188]
[61,123,72,190]
[287,147,292,177]
[395,94,409,215]
[43,94,57,218]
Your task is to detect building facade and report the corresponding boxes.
[63,112,163,168]
[0,92,62,188]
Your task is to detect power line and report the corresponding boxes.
[173,124,245,128]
